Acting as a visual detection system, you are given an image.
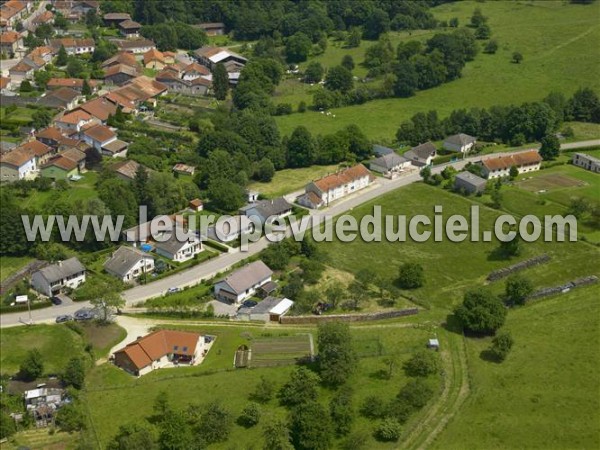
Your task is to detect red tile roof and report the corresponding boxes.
[114,329,202,370]
[313,164,371,193]
[42,155,78,171]
[77,97,117,121]
[481,150,542,171]
[0,31,21,44]
[17,140,52,157]
[82,124,115,143]
[58,109,93,125]
[0,148,34,167]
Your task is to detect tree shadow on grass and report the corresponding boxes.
[479,349,502,364]
[369,369,391,381]
[487,247,512,262]
[441,313,463,336]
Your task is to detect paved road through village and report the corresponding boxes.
[1,140,598,327]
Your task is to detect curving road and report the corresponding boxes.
[1,139,598,328]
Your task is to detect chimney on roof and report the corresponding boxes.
[57,260,62,267]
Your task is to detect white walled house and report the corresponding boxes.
[479,150,542,179]
[80,124,117,152]
[305,164,372,206]
[213,261,273,304]
[369,153,411,175]
[154,232,203,262]
[0,148,36,182]
[104,246,154,283]
[443,133,477,153]
[572,153,600,173]
[31,257,86,297]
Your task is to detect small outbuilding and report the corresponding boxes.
[427,338,440,350]
[454,171,487,194]
[236,296,294,322]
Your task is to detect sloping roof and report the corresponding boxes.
[370,153,408,171]
[34,257,85,283]
[184,62,210,76]
[114,329,201,370]
[42,155,78,171]
[9,60,34,73]
[50,38,95,49]
[154,231,198,256]
[0,31,21,44]
[480,150,542,171]
[172,163,195,174]
[445,133,476,147]
[58,109,93,125]
[104,63,138,78]
[104,90,137,110]
[17,140,52,157]
[312,164,371,193]
[77,97,117,121]
[196,22,225,30]
[189,198,203,208]
[218,261,273,295]
[111,159,144,180]
[114,39,155,50]
[0,148,34,168]
[82,124,115,143]
[118,19,141,30]
[48,78,97,89]
[455,171,487,186]
[298,191,323,207]
[102,139,128,154]
[127,76,168,98]
[104,245,152,278]
[101,51,138,68]
[404,142,437,161]
[103,12,131,21]
[0,76,10,89]
[269,297,294,315]
[60,147,86,163]
[28,46,54,58]
[241,197,292,220]
[32,10,53,24]
[373,144,394,157]
[143,48,164,65]
[47,87,79,103]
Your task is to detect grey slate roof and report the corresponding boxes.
[154,231,198,255]
[35,257,85,283]
[104,246,152,278]
[444,133,476,146]
[370,152,408,171]
[455,171,487,186]
[240,197,292,221]
[373,144,394,157]
[217,261,273,295]
[404,142,437,161]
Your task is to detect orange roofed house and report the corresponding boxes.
[113,329,209,376]
[478,150,542,179]
[299,164,373,208]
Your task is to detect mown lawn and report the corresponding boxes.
[85,323,439,449]
[248,163,342,197]
[318,182,600,311]
[432,285,600,449]
[275,0,600,140]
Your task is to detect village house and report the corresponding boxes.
[16,140,55,166]
[403,142,437,167]
[296,191,324,209]
[113,329,207,376]
[1,0,30,29]
[55,109,98,133]
[372,144,395,157]
[103,63,139,86]
[454,171,488,194]
[572,152,600,173]
[8,59,34,81]
[0,30,23,57]
[478,149,542,179]
[36,126,79,149]
[31,257,86,297]
[104,245,155,283]
[24,385,65,426]
[194,46,246,83]
[75,97,117,123]
[101,139,129,158]
[172,163,195,176]
[182,62,210,81]
[47,77,98,93]
[0,76,12,92]
[80,123,116,151]
[207,215,254,243]
[239,197,293,224]
[49,38,95,55]
[189,198,203,212]
[155,70,210,96]
[118,19,141,38]
[40,151,83,180]
[103,12,131,26]
[42,86,81,110]
[143,48,166,69]
[32,10,54,27]
[28,45,54,63]
[196,22,226,36]
[301,164,372,208]
[369,152,411,175]
[70,0,99,20]
[101,51,139,70]
[113,38,155,54]
[213,260,273,304]
[0,147,36,182]
[443,133,477,153]
[154,231,203,262]
[236,297,295,322]
[110,159,149,182]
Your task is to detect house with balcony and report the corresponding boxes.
[31,257,86,297]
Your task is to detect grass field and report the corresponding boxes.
[0,428,79,450]
[84,322,439,449]
[0,322,125,376]
[275,1,600,140]
[0,256,34,282]
[318,182,600,311]
[249,334,313,367]
[432,285,600,449]
[248,163,342,197]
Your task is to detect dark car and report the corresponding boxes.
[50,296,62,305]
[242,300,258,308]
[74,309,93,321]
[56,315,72,323]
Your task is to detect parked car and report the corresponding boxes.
[242,300,258,308]
[50,296,62,305]
[55,315,72,323]
[166,287,180,295]
[74,309,93,321]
